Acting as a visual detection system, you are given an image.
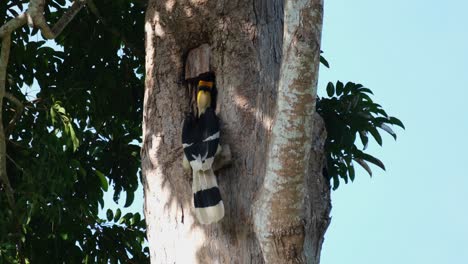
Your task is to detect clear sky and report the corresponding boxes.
[100,0,468,262]
[319,0,468,263]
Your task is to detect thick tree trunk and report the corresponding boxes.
[142,0,330,263]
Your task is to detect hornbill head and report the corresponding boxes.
[197,79,214,116]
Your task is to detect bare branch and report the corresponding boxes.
[27,0,87,39]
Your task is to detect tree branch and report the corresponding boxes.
[0,35,15,210]
[0,9,30,264]
[27,0,86,39]
[0,13,28,39]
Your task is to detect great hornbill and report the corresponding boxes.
[182,76,224,224]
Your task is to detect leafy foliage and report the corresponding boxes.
[1,0,149,263]
[317,81,405,190]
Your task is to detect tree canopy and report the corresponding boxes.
[0,0,149,263]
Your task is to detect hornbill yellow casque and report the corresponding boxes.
[182,77,224,224]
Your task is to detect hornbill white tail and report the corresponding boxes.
[182,78,224,224]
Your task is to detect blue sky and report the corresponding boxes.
[99,0,468,262]
[319,0,468,263]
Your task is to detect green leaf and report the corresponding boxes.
[359,131,369,150]
[348,162,355,181]
[60,233,68,240]
[130,213,141,225]
[336,81,344,96]
[68,123,79,151]
[389,116,405,129]
[359,92,374,103]
[63,121,70,135]
[372,107,388,117]
[320,55,330,68]
[98,196,104,209]
[124,191,134,208]
[369,127,383,146]
[343,82,354,95]
[358,87,374,94]
[360,153,386,171]
[326,82,334,97]
[357,112,372,120]
[95,170,108,191]
[119,213,134,225]
[50,107,56,125]
[106,209,113,222]
[379,124,397,140]
[353,83,364,90]
[373,117,390,125]
[114,208,122,222]
[354,158,372,177]
[133,213,141,224]
[56,106,66,115]
[332,173,340,190]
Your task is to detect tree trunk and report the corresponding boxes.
[141,0,330,263]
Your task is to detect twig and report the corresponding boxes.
[6,153,24,172]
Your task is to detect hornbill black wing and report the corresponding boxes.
[182,112,200,163]
[182,109,220,171]
[199,107,220,164]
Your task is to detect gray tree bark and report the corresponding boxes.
[141,0,331,263]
